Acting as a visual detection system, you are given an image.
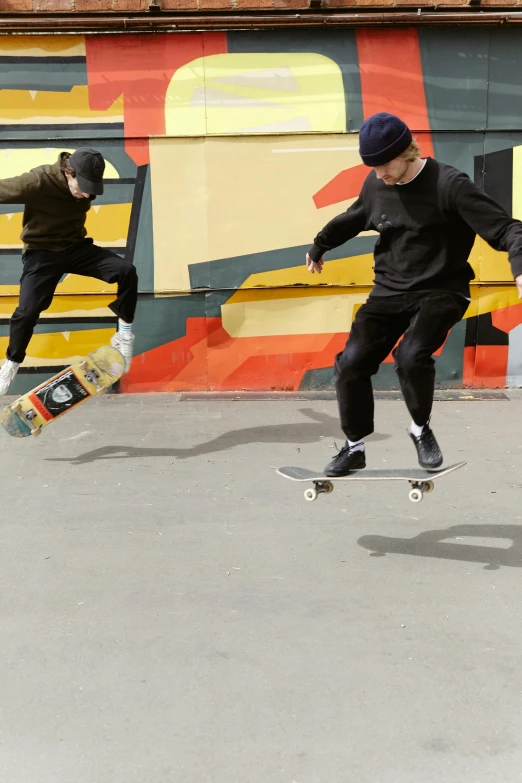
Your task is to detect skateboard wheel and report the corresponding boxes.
[31,427,42,437]
[304,488,318,502]
[409,488,423,503]
[424,481,434,493]
[79,361,87,369]
[325,481,334,494]
[11,403,22,412]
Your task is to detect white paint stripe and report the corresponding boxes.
[272,146,359,153]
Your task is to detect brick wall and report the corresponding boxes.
[2,0,522,14]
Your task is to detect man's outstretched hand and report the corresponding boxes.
[516,274,522,299]
[306,253,323,274]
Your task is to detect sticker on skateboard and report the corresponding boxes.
[0,345,125,438]
[277,461,467,503]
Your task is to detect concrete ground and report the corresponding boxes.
[1,393,522,783]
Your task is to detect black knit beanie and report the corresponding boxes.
[359,112,413,167]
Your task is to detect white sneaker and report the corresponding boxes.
[111,331,135,373]
[0,360,19,395]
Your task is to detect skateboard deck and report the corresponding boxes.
[277,461,467,503]
[0,346,125,438]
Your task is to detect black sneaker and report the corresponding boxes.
[324,442,366,477]
[409,426,443,470]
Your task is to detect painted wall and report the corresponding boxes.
[1,28,522,394]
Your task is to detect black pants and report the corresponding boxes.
[7,238,138,364]
[335,291,469,442]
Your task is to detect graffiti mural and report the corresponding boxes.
[1,28,522,394]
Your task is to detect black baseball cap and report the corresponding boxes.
[69,147,105,196]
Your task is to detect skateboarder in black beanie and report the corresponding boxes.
[306,112,522,476]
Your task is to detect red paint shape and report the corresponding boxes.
[313,164,368,210]
[474,344,508,388]
[462,346,476,387]
[356,28,434,149]
[491,301,522,334]
[85,33,227,164]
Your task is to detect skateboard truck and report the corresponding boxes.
[304,481,334,502]
[80,362,104,392]
[11,403,42,437]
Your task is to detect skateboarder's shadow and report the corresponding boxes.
[47,407,390,465]
[358,523,522,570]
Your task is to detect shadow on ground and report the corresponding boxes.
[46,407,390,465]
[359,523,522,570]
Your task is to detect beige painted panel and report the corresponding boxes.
[150,137,209,293]
[221,290,369,338]
[150,134,365,292]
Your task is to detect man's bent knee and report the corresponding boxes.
[335,346,378,381]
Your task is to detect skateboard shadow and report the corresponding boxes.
[45,407,390,465]
[358,523,522,570]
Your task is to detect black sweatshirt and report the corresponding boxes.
[308,158,522,298]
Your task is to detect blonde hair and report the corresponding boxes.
[399,140,421,163]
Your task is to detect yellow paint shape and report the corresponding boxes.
[234,254,375,294]
[85,204,131,245]
[221,290,369,338]
[0,86,123,124]
[166,53,346,136]
[476,285,520,314]
[150,135,364,292]
[0,292,114,318]
[475,237,511,282]
[223,283,519,339]
[0,327,114,367]
[0,35,85,57]
[0,204,129,249]
[0,147,119,179]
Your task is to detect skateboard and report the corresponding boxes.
[277,461,467,503]
[0,345,125,438]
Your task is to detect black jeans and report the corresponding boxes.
[335,291,469,441]
[7,238,138,363]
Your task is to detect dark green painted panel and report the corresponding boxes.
[0,58,87,92]
[488,29,522,131]
[419,28,489,132]
[131,293,207,357]
[131,165,154,292]
[190,236,376,291]
[429,132,484,181]
[0,125,124,141]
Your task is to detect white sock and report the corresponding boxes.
[410,421,425,438]
[4,359,19,370]
[348,438,365,453]
[118,319,133,334]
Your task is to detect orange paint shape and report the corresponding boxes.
[121,316,349,392]
[491,301,522,334]
[313,163,368,210]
